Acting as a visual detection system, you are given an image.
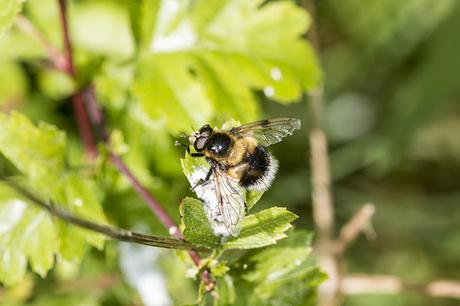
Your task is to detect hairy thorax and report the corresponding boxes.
[205,135,257,168]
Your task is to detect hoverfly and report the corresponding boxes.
[181,118,301,237]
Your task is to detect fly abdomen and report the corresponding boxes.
[239,146,278,191]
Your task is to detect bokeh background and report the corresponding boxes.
[1,0,460,305]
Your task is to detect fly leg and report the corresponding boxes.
[175,140,204,157]
[192,166,213,191]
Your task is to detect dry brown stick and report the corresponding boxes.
[55,274,120,294]
[302,1,339,305]
[342,274,460,299]
[336,204,376,254]
[309,91,335,242]
[303,0,334,247]
[301,2,459,305]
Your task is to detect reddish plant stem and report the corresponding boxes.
[16,15,68,71]
[57,0,97,159]
[108,133,206,280]
[83,87,204,266]
[109,153,180,235]
[56,0,212,289]
[57,0,75,76]
[72,93,98,159]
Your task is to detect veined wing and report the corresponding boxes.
[212,166,245,237]
[229,117,301,147]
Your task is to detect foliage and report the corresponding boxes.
[0,112,106,286]
[0,0,323,305]
[0,0,25,37]
[132,0,321,133]
[2,0,459,305]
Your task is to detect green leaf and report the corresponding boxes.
[180,197,221,248]
[134,53,213,133]
[129,0,161,52]
[37,69,76,100]
[223,207,298,250]
[0,0,25,37]
[215,275,236,306]
[254,266,326,306]
[133,0,321,132]
[210,261,230,278]
[70,0,135,58]
[58,174,106,251]
[0,111,66,181]
[245,190,263,211]
[239,231,314,283]
[231,231,326,306]
[0,61,27,105]
[0,112,106,284]
[0,185,57,286]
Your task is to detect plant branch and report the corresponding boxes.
[308,89,334,242]
[57,0,75,76]
[109,152,181,237]
[301,3,458,305]
[81,88,207,276]
[15,15,67,71]
[57,0,97,159]
[336,204,375,254]
[55,274,120,294]
[304,1,334,245]
[342,274,460,299]
[2,178,201,250]
[303,1,339,305]
[55,1,212,289]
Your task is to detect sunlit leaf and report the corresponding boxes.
[223,207,298,250]
[0,111,66,181]
[133,0,321,132]
[230,231,326,305]
[0,112,106,284]
[0,0,25,37]
[0,186,57,285]
[71,0,135,58]
[180,197,221,248]
[0,61,27,105]
[37,69,76,100]
[215,275,236,306]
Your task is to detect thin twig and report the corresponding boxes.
[109,153,181,238]
[336,204,376,254]
[342,274,460,299]
[304,1,334,245]
[309,90,334,241]
[15,15,67,71]
[57,0,74,76]
[2,178,201,250]
[56,274,120,294]
[303,1,339,305]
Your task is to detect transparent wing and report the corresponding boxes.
[212,166,245,236]
[229,117,301,147]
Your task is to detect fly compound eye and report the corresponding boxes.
[194,136,208,152]
[199,124,213,137]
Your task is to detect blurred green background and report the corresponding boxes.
[1,0,460,305]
